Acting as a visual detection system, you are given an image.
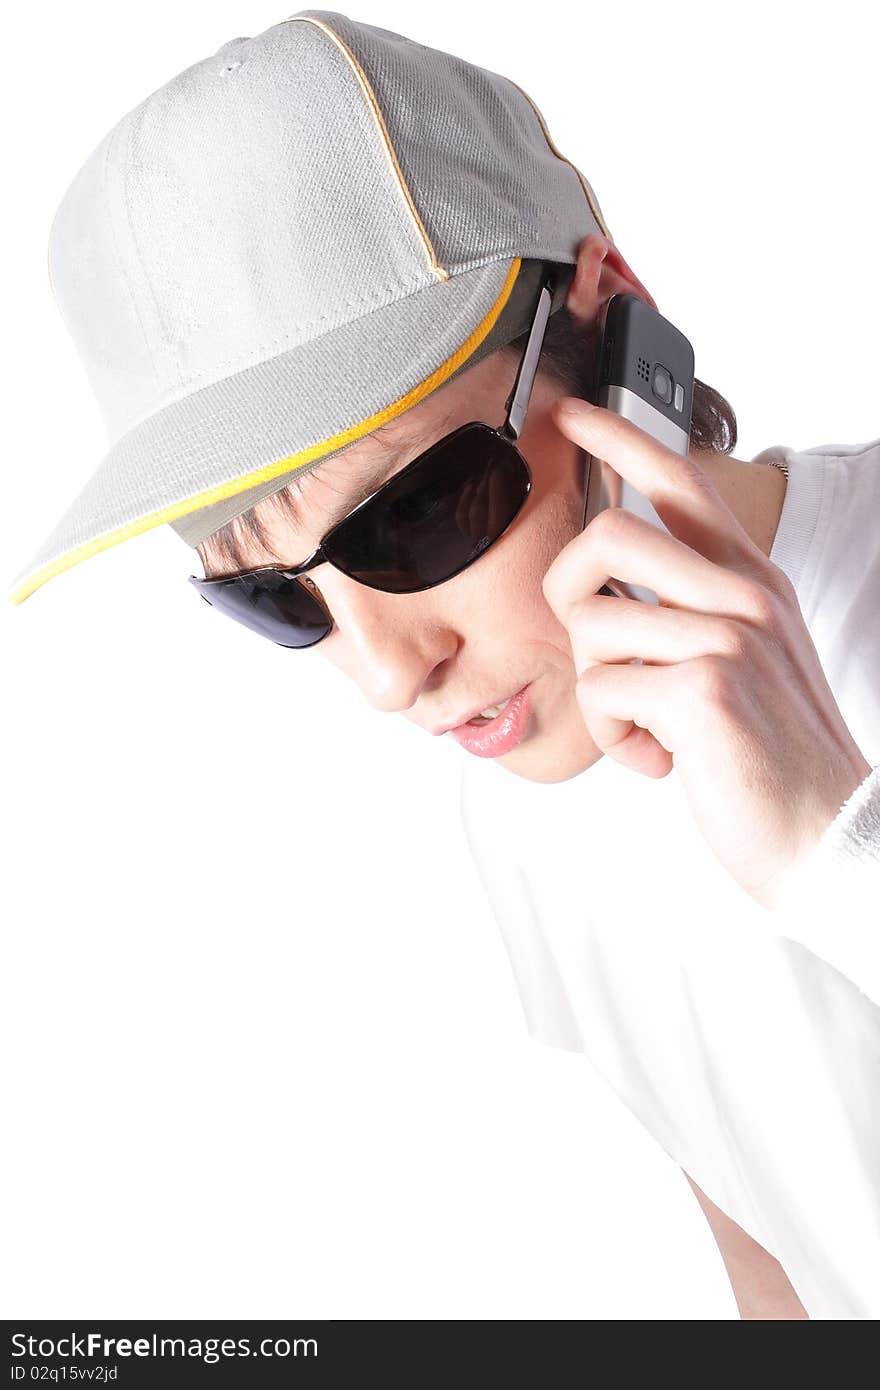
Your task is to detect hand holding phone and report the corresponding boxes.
[544,354,871,907]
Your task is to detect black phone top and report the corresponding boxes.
[599,293,695,437]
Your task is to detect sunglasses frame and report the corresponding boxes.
[189,264,564,642]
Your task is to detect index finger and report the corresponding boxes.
[553,398,763,574]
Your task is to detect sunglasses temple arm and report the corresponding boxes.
[500,275,555,443]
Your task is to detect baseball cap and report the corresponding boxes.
[9,9,612,604]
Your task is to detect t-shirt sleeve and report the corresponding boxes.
[766,764,880,1005]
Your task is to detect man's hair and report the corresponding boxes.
[501,301,736,454]
[198,300,736,575]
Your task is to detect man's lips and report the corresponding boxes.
[447,685,533,757]
[430,684,530,736]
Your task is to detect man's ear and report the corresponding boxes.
[566,234,659,329]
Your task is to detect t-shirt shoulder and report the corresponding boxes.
[761,435,880,623]
[752,435,880,464]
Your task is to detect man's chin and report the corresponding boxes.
[496,724,605,784]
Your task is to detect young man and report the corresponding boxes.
[10,13,879,1318]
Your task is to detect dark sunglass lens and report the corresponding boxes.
[323,423,529,592]
[191,571,332,648]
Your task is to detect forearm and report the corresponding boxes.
[683,1172,809,1320]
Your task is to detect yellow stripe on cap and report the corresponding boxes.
[9,258,522,606]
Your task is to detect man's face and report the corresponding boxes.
[202,347,607,784]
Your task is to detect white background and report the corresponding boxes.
[2,1,877,1319]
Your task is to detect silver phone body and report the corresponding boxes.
[582,295,694,603]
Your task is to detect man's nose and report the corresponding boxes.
[320,572,459,713]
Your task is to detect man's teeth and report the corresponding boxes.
[470,696,512,723]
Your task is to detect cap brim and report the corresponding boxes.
[9,256,524,604]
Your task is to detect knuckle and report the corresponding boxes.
[679,453,715,492]
[713,618,752,661]
[587,505,630,547]
[575,664,601,702]
[541,560,567,608]
[690,654,733,705]
[763,560,797,604]
[737,579,778,628]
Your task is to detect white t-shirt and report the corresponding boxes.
[458,436,880,1320]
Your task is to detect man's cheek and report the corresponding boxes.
[511,497,583,591]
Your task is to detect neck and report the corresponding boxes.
[692,446,788,558]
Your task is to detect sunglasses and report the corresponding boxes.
[189,268,561,649]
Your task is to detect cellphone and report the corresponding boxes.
[582,293,695,600]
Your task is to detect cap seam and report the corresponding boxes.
[504,76,614,244]
[287,14,448,283]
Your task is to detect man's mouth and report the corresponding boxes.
[463,695,515,725]
[446,685,533,758]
